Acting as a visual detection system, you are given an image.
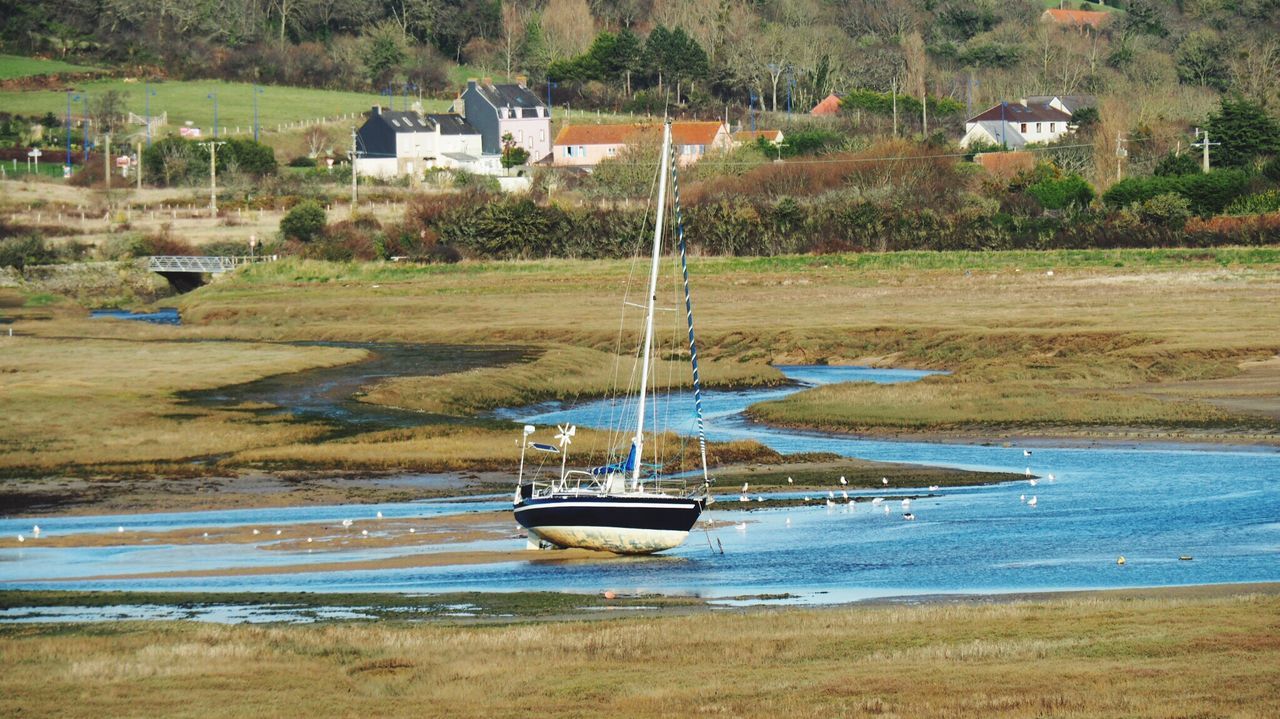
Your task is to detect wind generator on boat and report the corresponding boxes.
[512,119,714,555]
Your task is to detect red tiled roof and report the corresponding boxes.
[672,121,726,145]
[1041,8,1110,27]
[811,94,842,116]
[733,130,781,142]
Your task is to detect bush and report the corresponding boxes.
[1224,190,1280,216]
[1263,156,1280,182]
[1153,151,1200,177]
[289,156,317,168]
[1130,193,1192,230]
[1103,170,1249,216]
[1027,174,1095,210]
[280,201,326,242]
[0,235,55,272]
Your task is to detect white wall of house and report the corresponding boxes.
[960,119,1069,149]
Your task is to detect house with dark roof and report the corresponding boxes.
[354,106,483,178]
[551,121,731,168]
[457,78,552,164]
[959,100,1074,149]
[1024,95,1097,115]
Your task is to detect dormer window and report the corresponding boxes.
[391,119,401,127]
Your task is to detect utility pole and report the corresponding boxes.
[136,141,142,191]
[1115,133,1128,181]
[104,134,111,192]
[349,127,359,213]
[891,78,898,138]
[922,92,928,136]
[1191,128,1218,173]
[199,140,226,216]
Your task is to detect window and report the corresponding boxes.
[1020,123,1027,133]
[391,119,401,127]
[1035,122,1042,133]
[578,145,585,156]
[607,147,616,156]
[1050,123,1056,132]
[566,146,575,157]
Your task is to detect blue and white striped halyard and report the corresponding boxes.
[668,139,709,482]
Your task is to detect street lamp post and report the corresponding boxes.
[546,81,557,112]
[208,92,219,138]
[750,93,758,132]
[64,91,80,172]
[78,94,90,163]
[253,85,264,143]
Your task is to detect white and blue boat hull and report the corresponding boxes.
[514,495,704,554]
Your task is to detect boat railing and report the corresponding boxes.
[523,472,699,499]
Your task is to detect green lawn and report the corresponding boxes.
[0,79,452,131]
[0,54,103,80]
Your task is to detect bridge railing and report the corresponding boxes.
[147,255,278,274]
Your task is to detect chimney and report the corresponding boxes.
[467,78,478,93]
[482,76,492,87]
[516,74,528,88]
[372,105,381,115]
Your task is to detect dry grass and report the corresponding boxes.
[2,592,1277,717]
[362,344,783,415]
[0,333,365,472]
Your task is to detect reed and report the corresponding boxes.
[2,592,1276,717]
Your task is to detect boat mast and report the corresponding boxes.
[631,119,672,491]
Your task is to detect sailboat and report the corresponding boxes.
[512,119,713,555]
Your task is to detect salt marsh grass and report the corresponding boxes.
[2,592,1276,717]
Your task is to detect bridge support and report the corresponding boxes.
[157,271,206,293]
[146,255,277,293]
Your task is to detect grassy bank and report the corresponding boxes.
[2,591,1277,717]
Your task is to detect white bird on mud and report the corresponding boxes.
[17,534,24,542]
[341,519,353,529]
[740,495,750,502]
[839,476,847,486]
[409,528,415,534]
[117,526,124,533]
[1025,467,1032,477]
[841,490,848,500]
[275,529,282,536]
[252,529,260,535]
[376,511,383,519]
[1028,496,1038,507]
[307,537,313,543]
[826,499,835,508]
[31,525,40,537]
[803,496,810,502]
[756,496,764,502]
[203,532,209,538]
[361,529,369,536]
[882,477,889,485]
[787,477,793,485]
[928,485,939,491]
[742,482,749,494]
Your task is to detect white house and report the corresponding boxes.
[959,99,1075,149]
[354,107,483,179]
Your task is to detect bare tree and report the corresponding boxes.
[304,125,332,158]
[1228,38,1280,109]
[541,0,594,61]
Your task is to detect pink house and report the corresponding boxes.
[553,121,731,168]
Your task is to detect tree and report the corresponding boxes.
[280,201,326,242]
[1176,30,1229,91]
[1153,151,1200,177]
[500,131,529,169]
[1206,98,1280,168]
[362,20,407,86]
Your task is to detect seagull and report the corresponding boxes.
[361,529,369,536]
[827,490,835,499]
[787,477,793,485]
[252,529,260,535]
[742,482,749,494]
[841,490,848,500]
[1023,449,1032,457]
[839,476,847,486]
[847,499,855,508]
[871,497,884,506]
[1048,474,1056,482]
[1025,467,1032,477]
[1029,478,1037,486]
[117,526,124,533]
[376,511,383,519]
[409,528,416,534]
[785,517,791,527]
[901,498,911,508]
[740,495,749,502]
[341,519,353,529]
[1028,496,1038,507]
[826,499,835,508]
[17,534,24,542]
[883,505,890,514]
[903,513,916,521]
[275,529,282,536]
[882,477,889,485]
[1020,494,1026,502]
[928,485,939,491]
[736,522,747,532]
[31,525,40,537]
[307,537,313,543]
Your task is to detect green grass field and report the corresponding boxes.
[0,54,102,80]
[0,79,452,130]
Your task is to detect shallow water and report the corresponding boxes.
[90,307,182,325]
[2,366,1277,612]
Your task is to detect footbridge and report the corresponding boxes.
[148,255,278,292]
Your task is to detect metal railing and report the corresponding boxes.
[147,255,277,273]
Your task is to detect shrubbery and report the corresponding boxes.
[280,201,326,242]
[1103,170,1251,216]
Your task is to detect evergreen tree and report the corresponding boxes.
[1207,98,1280,168]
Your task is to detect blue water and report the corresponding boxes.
[90,307,181,325]
[2,366,1277,605]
